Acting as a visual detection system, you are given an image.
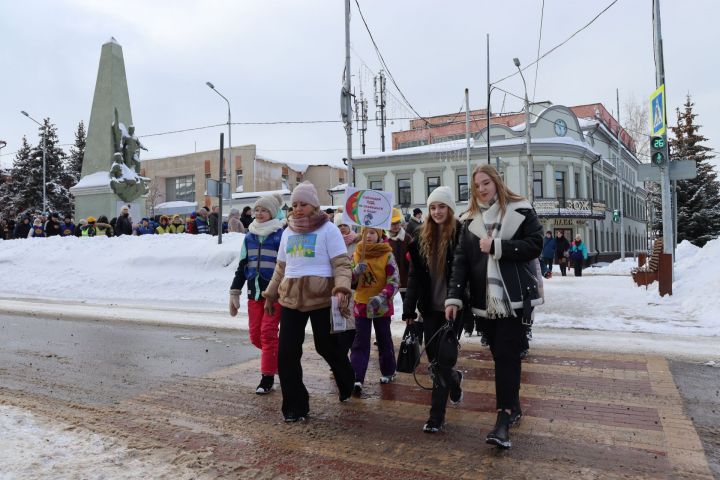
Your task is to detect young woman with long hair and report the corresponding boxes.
[403,186,464,433]
[445,164,543,448]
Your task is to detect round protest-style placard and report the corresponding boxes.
[344,189,393,228]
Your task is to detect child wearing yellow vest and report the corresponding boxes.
[350,227,400,395]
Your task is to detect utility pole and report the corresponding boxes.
[486,34,491,166]
[465,88,471,199]
[653,0,673,263]
[217,133,224,246]
[617,89,625,261]
[513,58,533,202]
[342,0,353,186]
[374,70,387,152]
[354,84,368,155]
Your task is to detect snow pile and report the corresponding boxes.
[0,233,245,306]
[0,405,195,479]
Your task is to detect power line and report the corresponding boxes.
[532,0,546,103]
[493,0,619,85]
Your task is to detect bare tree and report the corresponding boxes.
[145,181,164,218]
[623,95,650,162]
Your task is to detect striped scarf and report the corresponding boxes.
[477,198,511,318]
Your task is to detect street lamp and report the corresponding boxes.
[513,58,533,203]
[20,110,47,213]
[206,82,235,209]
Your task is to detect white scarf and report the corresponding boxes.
[388,227,406,241]
[476,199,511,318]
[248,218,284,237]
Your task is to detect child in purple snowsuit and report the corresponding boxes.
[350,227,400,396]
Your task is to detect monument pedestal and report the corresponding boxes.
[71,171,146,221]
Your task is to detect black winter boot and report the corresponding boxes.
[486,410,512,448]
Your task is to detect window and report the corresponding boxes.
[369,180,383,191]
[397,178,411,206]
[426,176,440,197]
[533,171,543,198]
[555,171,566,201]
[236,169,243,188]
[457,174,468,201]
[165,175,195,203]
[574,173,580,198]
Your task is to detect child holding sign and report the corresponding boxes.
[350,227,399,395]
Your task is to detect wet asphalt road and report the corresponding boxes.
[0,313,258,405]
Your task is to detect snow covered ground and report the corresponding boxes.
[0,405,196,480]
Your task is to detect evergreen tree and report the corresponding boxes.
[1,120,72,217]
[0,137,35,218]
[669,95,720,246]
[67,120,86,185]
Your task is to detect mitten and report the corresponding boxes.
[368,295,383,315]
[264,299,275,316]
[353,262,368,275]
[229,289,241,317]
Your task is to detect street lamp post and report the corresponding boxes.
[21,111,47,213]
[206,82,235,209]
[513,58,533,203]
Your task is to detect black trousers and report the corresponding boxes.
[556,257,567,276]
[479,314,525,411]
[278,306,355,417]
[424,310,463,423]
[574,261,583,277]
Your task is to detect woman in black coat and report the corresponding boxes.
[403,186,464,434]
[445,164,543,449]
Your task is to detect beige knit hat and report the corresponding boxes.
[253,193,283,218]
[290,181,320,207]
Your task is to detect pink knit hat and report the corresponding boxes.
[290,181,320,207]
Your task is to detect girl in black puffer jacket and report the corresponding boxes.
[445,164,543,449]
[403,186,464,434]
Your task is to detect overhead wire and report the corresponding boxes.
[532,0,545,103]
[492,0,619,86]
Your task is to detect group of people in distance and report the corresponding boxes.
[1,203,261,239]
[229,164,543,449]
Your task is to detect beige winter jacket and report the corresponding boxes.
[262,254,352,312]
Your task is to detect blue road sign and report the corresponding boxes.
[650,84,666,136]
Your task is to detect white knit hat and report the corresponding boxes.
[426,186,456,213]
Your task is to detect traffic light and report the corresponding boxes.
[650,135,666,166]
[612,209,620,223]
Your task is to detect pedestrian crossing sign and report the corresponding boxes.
[650,84,666,136]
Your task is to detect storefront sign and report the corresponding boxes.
[534,198,606,219]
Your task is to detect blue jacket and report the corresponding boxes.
[60,223,75,236]
[195,217,209,234]
[570,241,588,260]
[137,225,155,235]
[541,236,556,259]
[231,227,284,300]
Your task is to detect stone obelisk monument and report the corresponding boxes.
[71,38,148,221]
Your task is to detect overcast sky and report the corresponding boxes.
[1,0,718,172]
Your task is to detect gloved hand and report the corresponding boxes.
[229,289,241,317]
[368,295,384,314]
[264,299,275,316]
[353,262,368,275]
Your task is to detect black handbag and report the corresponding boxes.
[396,333,421,373]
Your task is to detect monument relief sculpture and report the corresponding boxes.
[110,107,149,202]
